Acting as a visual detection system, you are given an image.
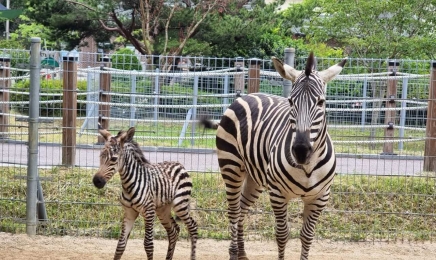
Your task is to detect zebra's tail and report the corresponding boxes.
[199,117,219,130]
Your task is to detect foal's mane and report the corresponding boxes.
[116,130,151,165]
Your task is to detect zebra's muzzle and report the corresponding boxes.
[93,175,107,189]
[292,131,313,165]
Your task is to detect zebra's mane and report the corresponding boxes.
[124,140,151,165]
[115,130,151,165]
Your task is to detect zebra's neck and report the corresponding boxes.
[117,145,149,186]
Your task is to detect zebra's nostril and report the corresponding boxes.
[292,144,312,164]
[93,175,106,189]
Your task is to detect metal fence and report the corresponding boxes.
[0,41,435,243]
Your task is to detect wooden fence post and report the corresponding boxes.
[234,57,245,96]
[424,61,436,171]
[0,57,10,139]
[248,58,261,94]
[62,55,78,166]
[382,60,399,155]
[97,56,112,144]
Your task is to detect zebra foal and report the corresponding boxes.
[201,53,346,260]
[93,125,198,260]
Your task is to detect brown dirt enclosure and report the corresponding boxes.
[1,232,436,260]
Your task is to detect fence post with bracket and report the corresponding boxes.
[0,55,11,139]
[62,52,78,166]
[382,60,399,155]
[97,56,112,144]
[424,61,436,171]
[248,58,261,94]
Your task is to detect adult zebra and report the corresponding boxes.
[201,53,346,260]
[93,126,198,260]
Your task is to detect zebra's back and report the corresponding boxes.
[120,158,192,209]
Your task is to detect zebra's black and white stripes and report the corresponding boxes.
[93,126,197,260]
[202,53,346,260]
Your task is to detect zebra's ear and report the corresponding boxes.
[98,125,112,141]
[318,57,348,83]
[271,56,301,83]
[126,127,135,142]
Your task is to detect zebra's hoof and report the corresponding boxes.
[238,253,249,260]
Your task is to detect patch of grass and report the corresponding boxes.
[0,167,435,242]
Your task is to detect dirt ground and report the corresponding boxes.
[1,232,436,260]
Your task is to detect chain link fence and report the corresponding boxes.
[0,45,435,242]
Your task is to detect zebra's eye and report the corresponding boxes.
[288,99,294,107]
[317,99,325,107]
[110,157,117,162]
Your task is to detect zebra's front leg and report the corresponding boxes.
[270,193,289,260]
[142,206,156,260]
[156,205,180,260]
[114,207,139,260]
[300,192,331,260]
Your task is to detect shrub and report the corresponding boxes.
[10,79,87,117]
[111,48,142,71]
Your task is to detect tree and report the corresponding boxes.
[26,1,221,61]
[303,0,436,59]
[197,1,291,59]
[25,0,115,50]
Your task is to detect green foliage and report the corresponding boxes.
[9,15,54,49]
[0,39,25,49]
[198,4,285,59]
[112,48,142,71]
[306,0,436,59]
[10,79,87,116]
[0,41,30,78]
[25,0,113,50]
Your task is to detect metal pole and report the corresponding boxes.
[5,0,9,40]
[154,68,159,125]
[361,78,368,131]
[283,48,295,97]
[130,73,137,127]
[27,37,41,236]
[191,76,199,145]
[80,67,95,133]
[399,78,408,150]
[223,75,229,114]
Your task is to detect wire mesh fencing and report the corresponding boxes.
[0,49,435,242]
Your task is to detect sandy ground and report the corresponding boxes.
[1,232,436,260]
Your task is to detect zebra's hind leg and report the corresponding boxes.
[237,174,264,260]
[221,165,247,260]
[156,205,180,260]
[173,197,198,260]
[142,206,157,260]
[299,191,331,260]
[269,192,290,260]
[114,207,139,260]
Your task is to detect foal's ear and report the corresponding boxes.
[126,127,135,142]
[119,127,135,144]
[98,123,112,141]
